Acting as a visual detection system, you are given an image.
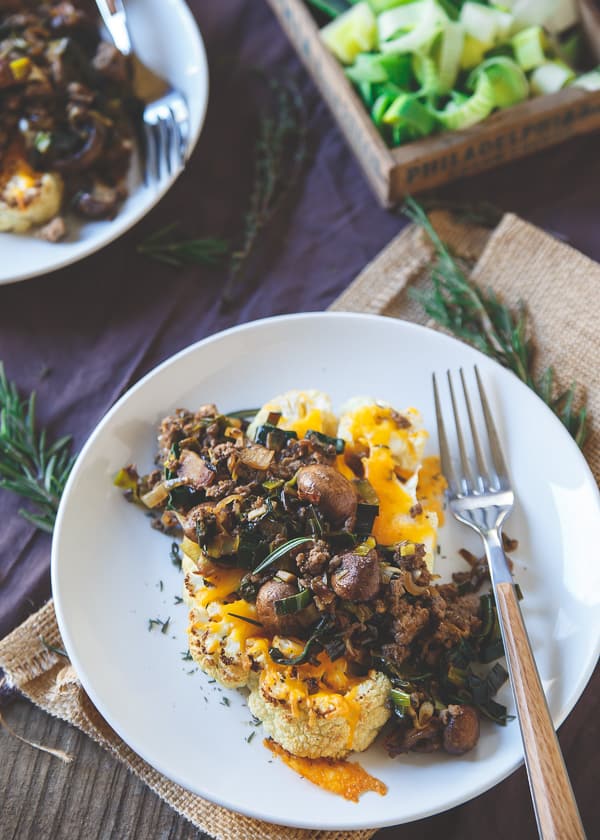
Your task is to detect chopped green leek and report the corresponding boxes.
[346,52,413,86]
[383,93,437,136]
[367,0,408,13]
[320,2,377,64]
[437,72,495,130]
[314,0,597,149]
[459,2,512,48]
[379,0,447,55]
[468,57,529,109]
[530,61,575,96]
[274,587,312,615]
[511,25,549,72]
[433,20,464,93]
[390,687,412,716]
[571,68,600,91]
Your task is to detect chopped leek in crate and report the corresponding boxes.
[306,0,599,148]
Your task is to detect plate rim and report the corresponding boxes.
[51,312,600,830]
[0,0,209,286]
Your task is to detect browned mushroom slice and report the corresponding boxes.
[177,449,215,491]
[296,464,357,528]
[441,704,480,755]
[330,548,381,601]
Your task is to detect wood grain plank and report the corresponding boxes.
[1,679,597,839]
[0,700,207,840]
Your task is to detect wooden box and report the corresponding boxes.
[266,0,600,206]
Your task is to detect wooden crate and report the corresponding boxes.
[266,0,600,206]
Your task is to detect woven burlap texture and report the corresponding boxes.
[1,211,598,840]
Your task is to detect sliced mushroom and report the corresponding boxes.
[330,548,381,601]
[296,464,357,528]
[73,181,121,219]
[255,579,312,638]
[386,719,442,756]
[53,112,106,172]
[177,449,215,491]
[441,704,480,755]
[182,502,216,542]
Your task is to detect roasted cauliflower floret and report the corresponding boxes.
[246,638,391,759]
[183,545,257,689]
[248,389,338,440]
[0,149,63,233]
[188,607,254,688]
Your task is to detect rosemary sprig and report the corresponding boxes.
[222,75,308,306]
[0,364,76,533]
[138,74,307,308]
[404,197,589,447]
[138,223,228,268]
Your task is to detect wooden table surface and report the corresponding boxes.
[1,665,598,840]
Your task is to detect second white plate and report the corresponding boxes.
[0,0,208,284]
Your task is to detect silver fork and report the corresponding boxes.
[95,0,190,183]
[433,367,585,840]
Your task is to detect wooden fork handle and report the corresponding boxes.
[496,582,586,839]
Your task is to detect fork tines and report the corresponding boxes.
[142,92,189,185]
[433,367,509,497]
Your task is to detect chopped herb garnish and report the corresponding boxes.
[221,696,230,706]
[170,542,182,569]
[158,580,164,591]
[148,617,170,633]
[181,650,193,661]
[246,731,256,743]
[174,595,184,605]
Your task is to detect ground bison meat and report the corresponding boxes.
[386,577,406,614]
[432,593,482,648]
[296,540,331,576]
[382,603,431,665]
[157,405,218,457]
[269,439,337,480]
[204,479,238,500]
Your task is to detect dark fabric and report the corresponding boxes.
[0,0,598,835]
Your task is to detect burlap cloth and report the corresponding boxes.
[1,212,598,840]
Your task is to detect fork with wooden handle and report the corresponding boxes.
[433,367,586,840]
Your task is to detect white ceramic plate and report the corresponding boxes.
[0,0,208,285]
[51,313,600,831]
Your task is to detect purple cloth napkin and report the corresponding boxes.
[0,1,599,834]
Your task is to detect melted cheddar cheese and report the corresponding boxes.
[337,400,441,560]
[264,740,388,801]
[247,636,364,745]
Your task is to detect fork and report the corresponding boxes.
[433,367,585,840]
[95,0,190,183]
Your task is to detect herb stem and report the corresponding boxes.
[404,198,590,447]
[0,364,75,532]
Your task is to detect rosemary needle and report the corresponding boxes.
[137,223,228,268]
[404,197,589,447]
[0,363,76,533]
